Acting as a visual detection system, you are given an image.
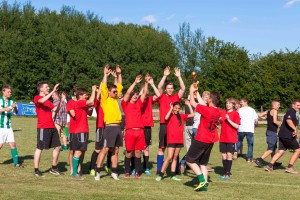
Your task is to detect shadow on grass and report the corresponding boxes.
[213,166,224,176]
[1,155,33,165]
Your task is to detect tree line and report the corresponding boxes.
[0,1,299,109]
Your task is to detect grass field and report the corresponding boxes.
[1,117,300,200]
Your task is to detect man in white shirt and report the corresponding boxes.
[237,98,258,162]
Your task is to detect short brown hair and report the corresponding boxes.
[76,88,88,99]
[165,82,174,89]
[210,91,220,106]
[226,97,236,106]
[2,84,12,92]
[37,81,48,91]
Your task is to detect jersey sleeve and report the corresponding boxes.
[195,104,209,117]
[76,100,87,109]
[181,114,189,121]
[116,83,123,98]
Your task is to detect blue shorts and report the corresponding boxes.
[266,130,277,151]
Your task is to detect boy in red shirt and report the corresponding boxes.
[156,66,185,174]
[186,84,221,191]
[70,86,96,180]
[33,82,64,177]
[122,75,150,179]
[156,100,194,181]
[219,98,240,180]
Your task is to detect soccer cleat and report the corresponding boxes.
[265,166,273,172]
[15,163,24,168]
[219,176,226,180]
[247,159,253,163]
[49,168,63,175]
[72,174,84,180]
[105,166,111,174]
[134,173,140,179]
[194,181,209,191]
[90,169,95,176]
[285,167,298,174]
[124,173,130,179]
[144,169,151,175]
[155,176,162,181]
[111,172,120,180]
[34,170,45,177]
[171,176,181,181]
[94,172,101,181]
[255,158,264,168]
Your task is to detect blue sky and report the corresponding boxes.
[10,0,300,55]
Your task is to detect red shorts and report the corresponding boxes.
[125,129,146,151]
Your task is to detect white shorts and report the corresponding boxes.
[0,128,15,144]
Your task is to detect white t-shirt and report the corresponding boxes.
[193,112,201,129]
[238,106,258,133]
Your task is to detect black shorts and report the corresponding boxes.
[266,130,277,151]
[167,143,184,148]
[144,126,152,146]
[69,133,89,151]
[103,126,123,148]
[186,139,214,165]
[95,128,104,150]
[219,142,235,153]
[278,138,299,151]
[37,128,61,150]
[159,123,167,148]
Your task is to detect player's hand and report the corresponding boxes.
[225,114,230,120]
[116,65,121,74]
[104,65,110,75]
[174,67,181,77]
[185,99,190,106]
[169,102,173,109]
[12,102,17,108]
[135,75,142,84]
[53,83,60,92]
[92,85,97,91]
[110,70,117,78]
[189,84,197,93]
[164,66,170,76]
[292,131,298,138]
[145,73,151,83]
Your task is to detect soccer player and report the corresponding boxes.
[33,82,64,177]
[237,98,258,162]
[156,100,194,181]
[95,65,123,181]
[52,91,68,151]
[255,100,281,167]
[0,85,22,167]
[186,84,221,191]
[140,76,161,175]
[122,74,150,179]
[70,86,96,180]
[265,99,300,173]
[219,98,240,180]
[156,66,185,174]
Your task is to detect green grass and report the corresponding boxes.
[1,117,300,199]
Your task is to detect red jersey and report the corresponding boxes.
[121,99,143,129]
[194,105,221,144]
[141,96,155,127]
[157,93,180,124]
[219,110,240,143]
[167,114,188,144]
[66,99,76,133]
[34,95,55,128]
[95,99,104,128]
[74,100,89,133]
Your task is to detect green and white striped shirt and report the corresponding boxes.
[0,96,15,128]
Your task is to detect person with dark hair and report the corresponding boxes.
[69,86,96,180]
[156,100,194,181]
[219,98,240,180]
[33,82,64,177]
[265,99,300,173]
[0,84,22,167]
[255,100,281,167]
[121,74,151,179]
[95,64,123,181]
[236,98,258,162]
[186,84,221,191]
[156,66,185,174]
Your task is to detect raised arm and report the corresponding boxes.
[259,110,268,120]
[174,67,185,98]
[185,99,194,118]
[38,83,60,104]
[165,103,173,121]
[102,65,110,84]
[86,85,97,106]
[116,65,122,85]
[123,75,142,102]
[140,75,150,103]
[157,66,170,94]
[189,84,206,108]
[148,76,161,101]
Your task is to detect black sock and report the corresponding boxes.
[125,157,131,173]
[170,171,176,177]
[111,167,117,174]
[52,165,57,169]
[34,168,39,172]
[143,155,149,169]
[96,167,101,173]
[159,171,164,177]
[288,164,293,168]
[131,157,135,171]
[268,163,273,168]
[90,151,99,170]
[227,160,232,175]
[135,157,141,175]
[222,159,227,174]
[107,151,112,168]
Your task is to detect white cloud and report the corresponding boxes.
[230,17,239,23]
[165,14,175,21]
[141,15,157,23]
[284,0,300,8]
[111,17,123,23]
